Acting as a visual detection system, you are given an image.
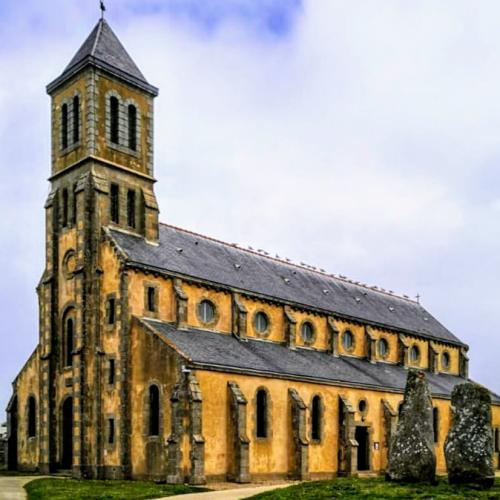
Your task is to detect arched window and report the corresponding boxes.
[128,104,137,151]
[27,396,36,438]
[311,395,321,441]
[62,188,69,228]
[127,189,136,228]
[301,322,315,343]
[441,352,450,370]
[256,389,268,438]
[148,385,160,436]
[61,103,68,149]
[110,96,119,144]
[433,407,439,443]
[71,183,77,225]
[409,345,420,363]
[342,330,354,351]
[65,317,74,367]
[378,338,389,358]
[73,95,80,144]
[110,183,120,223]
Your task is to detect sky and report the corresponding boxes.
[1,0,500,420]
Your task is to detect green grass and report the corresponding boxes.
[247,476,500,500]
[25,478,210,500]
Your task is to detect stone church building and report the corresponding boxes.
[7,18,500,482]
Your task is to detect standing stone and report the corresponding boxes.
[387,370,436,483]
[444,383,494,488]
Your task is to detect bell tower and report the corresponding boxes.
[46,17,159,241]
[38,17,159,477]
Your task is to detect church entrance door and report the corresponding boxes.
[355,426,370,471]
[61,397,73,470]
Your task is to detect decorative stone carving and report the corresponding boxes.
[173,279,188,328]
[428,343,439,374]
[187,373,205,485]
[459,348,469,379]
[284,306,297,349]
[232,293,248,340]
[166,373,206,485]
[327,317,339,357]
[382,399,397,472]
[288,388,309,480]
[444,383,494,488]
[227,381,250,483]
[398,335,410,368]
[365,326,377,364]
[387,370,436,483]
[338,395,357,476]
[166,384,183,484]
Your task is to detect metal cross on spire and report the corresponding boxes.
[100,1,106,19]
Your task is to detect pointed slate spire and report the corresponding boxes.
[47,19,158,96]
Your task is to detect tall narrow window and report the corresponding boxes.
[127,189,136,228]
[71,183,77,225]
[311,395,321,441]
[433,407,439,443]
[107,297,116,325]
[62,188,69,228]
[61,103,68,149]
[73,95,80,144]
[27,396,36,438]
[65,317,74,367]
[146,286,156,313]
[128,104,137,151]
[108,418,115,444]
[110,183,120,223]
[495,428,499,453]
[149,385,160,436]
[110,96,119,144]
[256,389,268,438]
[108,359,115,385]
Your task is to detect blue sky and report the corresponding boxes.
[1,1,500,420]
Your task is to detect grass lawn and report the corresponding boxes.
[247,476,500,499]
[24,478,210,500]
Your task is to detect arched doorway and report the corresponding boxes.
[61,397,73,470]
[7,395,18,470]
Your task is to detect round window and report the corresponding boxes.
[410,345,420,363]
[254,312,269,334]
[358,399,367,413]
[442,352,450,370]
[198,300,216,324]
[301,322,315,343]
[378,338,389,358]
[63,249,76,277]
[343,330,354,350]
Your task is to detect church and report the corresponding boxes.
[7,16,500,483]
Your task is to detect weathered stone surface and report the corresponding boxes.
[387,370,436,483]
[444,383,494,488]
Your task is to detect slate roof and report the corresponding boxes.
[142,319,500,403]
[109,224,465,347]
[47,19,158,95]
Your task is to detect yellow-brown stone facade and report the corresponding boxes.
[7,16,500,485]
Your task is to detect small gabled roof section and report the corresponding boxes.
[47,18,158,96]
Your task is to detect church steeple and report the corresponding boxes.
[45,17,159,242]
[47,19,158,97]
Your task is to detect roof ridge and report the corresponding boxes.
[90,18,104,57]
[158,221,419,305]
